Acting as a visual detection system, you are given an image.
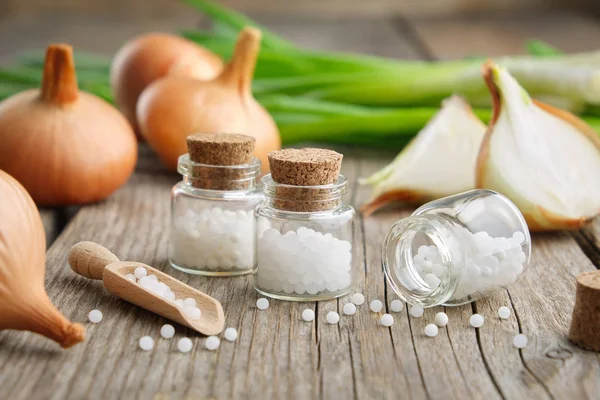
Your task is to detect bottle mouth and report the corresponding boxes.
[178,154,261,190]
[382,215,461,307]
[260,174,348,212]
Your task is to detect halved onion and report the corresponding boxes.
[361,95,486,215]
[477,61,600,231]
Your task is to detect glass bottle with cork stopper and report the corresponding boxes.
[254,148,355,301]
[169,132,263,276]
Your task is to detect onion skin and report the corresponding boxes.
[0,170,85,348]
[137,28,280,173]
[110,33,223,137]
[477,61,600,231]
[0,44,137,206]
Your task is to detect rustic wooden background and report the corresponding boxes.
[0,1,599,399]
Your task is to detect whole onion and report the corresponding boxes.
[137,28,280,173]
[0,44,137,206]
[110,33,223,136]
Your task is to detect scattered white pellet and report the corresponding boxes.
[326,311,340,324]
[424,324,439,337]
[434,312,448,327]
[380,314,394,327]
[351,293,365,305]
[390,300,404,312]
[184,298,196,307]
[370,300,383,313]
[343,303,357,315]
[134,266,147,279]
[302,309,315,322]
[184,306,202,320]
[498,306,511,319]
[160,324,175,339]
[147,274,158,282]
[178,337,193,353]
[410,304,424,318]
[125,273,136,282]
[256,298,269,310]
[139,336,154,351]
[88,309,103,323]
[205,336,221,350]
[513,334,528,349]
[470,314,485,328]
[224,328,238,342]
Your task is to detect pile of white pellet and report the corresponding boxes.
[411,230,527,299]
[256,227,352,295]
[128,266,202,320]
[170,207,255,271]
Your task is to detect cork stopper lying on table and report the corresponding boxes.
[187,133,256,190]
[569,270,600,352]
[268,148,343,212]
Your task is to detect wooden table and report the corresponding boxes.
[1,8,600,400]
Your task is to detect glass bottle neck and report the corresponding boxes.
[383,214,466,307]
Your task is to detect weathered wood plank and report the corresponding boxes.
[410,16,600,400]
[409,12,600,58]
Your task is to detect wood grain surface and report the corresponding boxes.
[0,10,599,400]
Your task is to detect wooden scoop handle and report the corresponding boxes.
[68,241,120,280]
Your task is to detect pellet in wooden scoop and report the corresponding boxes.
[569,270,600,352]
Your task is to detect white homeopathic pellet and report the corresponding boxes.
[498,306,511,319]
[434,312,449,327]
[224,328,238,342]
[125,273,136,282]
[424,324,439,337]
[205,336,221,350]
[390,300,404,312]
[326,311,340,324]
[380,314,394,327]
[343,303,357,315]
[370,300,383,313]
[177,337,193,353]
[139,336,154,351]
[351,293,365,305]
[410,304,424,318]
[256,298,269,310]
[513,334,528,348]
[302,309,315,322]
[134,266,147,279]
[470,314,485,328]
[160,324,175,339]
[184,298,196,307]
[88,309,103,323]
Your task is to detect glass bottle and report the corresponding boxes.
[383,189,531,307]
[169,154,263,276]
[254,174,355,301]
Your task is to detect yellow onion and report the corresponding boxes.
[362,95,486,215]
[0,169,85,348]
[0,44,137,206]
[111,33,223,136]
[477,61,600,231]
[137,28,281,173]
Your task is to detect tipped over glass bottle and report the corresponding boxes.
[382,189,531,307]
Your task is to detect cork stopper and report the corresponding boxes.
[268,148,343,186]
[266,148,344,212]
[185,133,257,190]
[188,133,255,165]
[569,270,600,352]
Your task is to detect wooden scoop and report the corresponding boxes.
[68,241,224,336]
